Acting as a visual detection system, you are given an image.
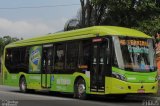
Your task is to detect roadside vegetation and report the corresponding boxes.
[0,73,2,85]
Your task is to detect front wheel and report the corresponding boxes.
[19,77,27,93]
[74,78,87,100]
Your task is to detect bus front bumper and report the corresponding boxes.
[105,77,158,94]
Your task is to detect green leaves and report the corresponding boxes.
[134,15,160,36]
[0,36,21,57]
[99,0,160,36]
[69,0,160,35]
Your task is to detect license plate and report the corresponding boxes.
[137,89,145,93]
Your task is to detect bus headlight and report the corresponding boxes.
[112,72,126,81]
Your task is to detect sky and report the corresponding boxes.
[0,0,80,39]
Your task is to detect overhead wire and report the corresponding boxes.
[0,4,80,10]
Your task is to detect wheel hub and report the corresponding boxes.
[78,84,85,94]
[21,82,26,91]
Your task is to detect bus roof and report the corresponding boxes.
[6,26,151,48]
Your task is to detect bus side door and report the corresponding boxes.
[90,37,111,92]
[41,44,53,88]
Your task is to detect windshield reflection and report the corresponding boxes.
[116,37,156,72]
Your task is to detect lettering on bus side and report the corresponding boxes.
[11,75,17,80]
[56,78,71,85]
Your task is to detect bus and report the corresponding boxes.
[2,26,158,99]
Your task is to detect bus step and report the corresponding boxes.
[98,89,104,92]
[91,89,97,91]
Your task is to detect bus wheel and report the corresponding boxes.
[19,77,27,93]
[74,78,87,100]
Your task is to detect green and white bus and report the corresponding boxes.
[2,26,158,99]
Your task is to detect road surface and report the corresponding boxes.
[0,85,159,106]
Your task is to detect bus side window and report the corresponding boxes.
[42,46,53,74]
[54,43,66,72]
[66,41,79,71]
[5,47,29,73]
[79,40,91,71]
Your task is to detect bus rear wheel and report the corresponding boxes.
[19,77,27,93]
[74,78,87,100]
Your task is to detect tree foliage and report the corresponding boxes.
[64,19,80,31]
[0,36,21,57]
[79,0,108,27]
[103,0,160,36]
[65,0,160,36]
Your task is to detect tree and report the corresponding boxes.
[64,19,80,31]
[156,0,160,7]
[0,38,3,57]
[80,0,87,27]
[79,0,160,36]
[65,0,160,36]
[0,36,21,57]
[79,0,108,27]
[134,15,160,36]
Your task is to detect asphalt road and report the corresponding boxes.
[0,85,159,106]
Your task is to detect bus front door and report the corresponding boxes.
[41,45,53,88]
[90,38,110,92]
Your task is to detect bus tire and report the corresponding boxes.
[74,78,87,100]
[19,77,27,93]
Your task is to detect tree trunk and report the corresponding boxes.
[96,4,105,25]
[80,0,86,27]
[86,0,92,27]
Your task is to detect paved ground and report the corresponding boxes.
[0,85,160,106]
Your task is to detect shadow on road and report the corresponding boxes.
[11,90,151,104]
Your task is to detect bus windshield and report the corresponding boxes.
[114,36,156,72]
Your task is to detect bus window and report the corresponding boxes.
[79,40,92,71]
[54,43,66,71]
[66,41,79,71]
[117,37,156,72]
[42,44,53,74]
[5,47,29,73]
